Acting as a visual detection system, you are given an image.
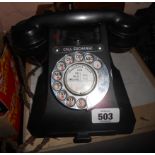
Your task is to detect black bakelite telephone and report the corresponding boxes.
[9,10,140,143]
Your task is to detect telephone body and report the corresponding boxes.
[10,10,139,143]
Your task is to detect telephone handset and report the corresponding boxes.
[9,10,138,142]
[10,10,139,62]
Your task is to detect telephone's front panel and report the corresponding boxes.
[48,24,116,111]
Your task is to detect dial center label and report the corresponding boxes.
[64,63,96,95]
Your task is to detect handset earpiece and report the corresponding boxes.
[108,15,140,52]
[10,20,47,64]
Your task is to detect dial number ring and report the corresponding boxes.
[51,52,110,110]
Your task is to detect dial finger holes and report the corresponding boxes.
[66,96,76,107]
[76,98,87,109]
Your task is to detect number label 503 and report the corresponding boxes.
[92,108,120,123]
[98,113,113,120]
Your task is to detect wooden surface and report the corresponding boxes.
[23,49,155,152]
[132,48,155,88]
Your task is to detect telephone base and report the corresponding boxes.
[27,63,135,143]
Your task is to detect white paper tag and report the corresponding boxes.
[91,108,120,123]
